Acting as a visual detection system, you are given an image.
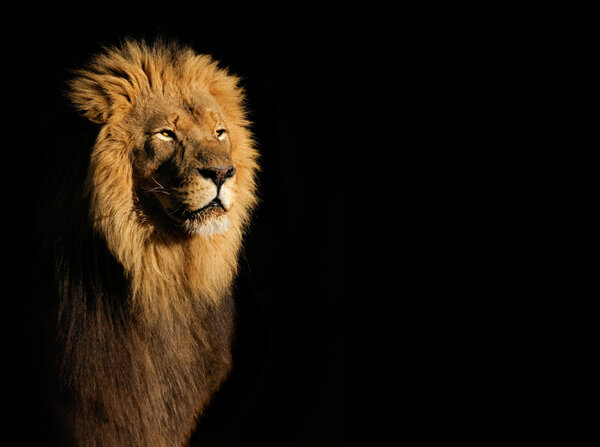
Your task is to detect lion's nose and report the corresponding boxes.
[197,165,236,187]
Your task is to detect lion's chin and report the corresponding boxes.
[166,204,231,237]
[180,212,231,237]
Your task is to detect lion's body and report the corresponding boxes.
[35,40,258,446]
[53,233,235,446]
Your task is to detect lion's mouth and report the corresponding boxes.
[170,198,226,222]
[142,187,231,236]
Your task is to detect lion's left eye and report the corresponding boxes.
[216,129,227,141]
[156,129,176,141]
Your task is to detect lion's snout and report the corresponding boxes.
[150,167,235,236]
[197,165,236,188]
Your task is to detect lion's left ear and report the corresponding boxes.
[67,66,135,124]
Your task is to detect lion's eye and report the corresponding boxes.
[216,129,227,141]
[156,129,176,141]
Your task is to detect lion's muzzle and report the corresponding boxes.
[147,164,236,237]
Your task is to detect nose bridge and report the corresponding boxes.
[179,112,232,171]
[193,138,232,169]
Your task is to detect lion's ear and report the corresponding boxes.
[68,72,115,124]
[68,62,137,124]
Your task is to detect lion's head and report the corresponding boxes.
[65,40,259,307]
[69,39,258,240]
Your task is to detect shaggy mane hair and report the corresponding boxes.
[35,39,259,446]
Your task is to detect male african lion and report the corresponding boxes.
[35,39,259,446]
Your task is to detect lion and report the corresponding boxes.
[34,39,259,446]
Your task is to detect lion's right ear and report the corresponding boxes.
[68,62,138,124]
[67,71,115,124]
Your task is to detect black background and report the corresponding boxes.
[3,13,343,447]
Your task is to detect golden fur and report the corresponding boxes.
[37,39,259,446]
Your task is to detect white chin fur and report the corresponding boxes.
[182,215,231,237]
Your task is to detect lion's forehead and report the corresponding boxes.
[136,89,225,127]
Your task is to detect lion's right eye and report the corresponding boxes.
[156,130,176,141]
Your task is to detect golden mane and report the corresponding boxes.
[68,39,259,317]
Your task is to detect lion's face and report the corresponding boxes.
[129,92,237,237]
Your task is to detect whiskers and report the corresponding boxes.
[145,177,171,195]
[166,205,184,219]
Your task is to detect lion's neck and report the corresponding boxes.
[126,234,240,317]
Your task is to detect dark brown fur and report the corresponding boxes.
[54,224,234,446]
